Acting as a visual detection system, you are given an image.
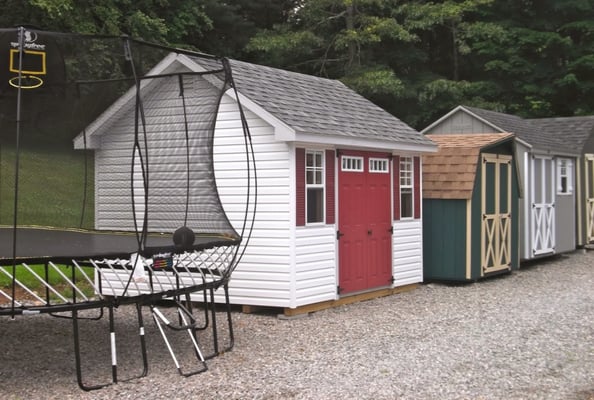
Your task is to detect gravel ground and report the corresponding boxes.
[0,250,592,400]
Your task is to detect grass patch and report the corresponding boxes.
[0,264,96,300]
[0,145,96,296]
[0,144,94,228]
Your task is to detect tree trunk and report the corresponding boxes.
[451,21,459,81]
[346,3,356,71]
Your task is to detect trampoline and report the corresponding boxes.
[0,27,256,390]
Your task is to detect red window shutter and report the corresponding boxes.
[393,155,400,220]
[296,148,305,226]
[325,149,335,224]
[414,156,421,219]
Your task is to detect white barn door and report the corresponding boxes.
[530,155,555,256]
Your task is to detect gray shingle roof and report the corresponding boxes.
[530,116,594,151]
[196,57,434,148]
[462,106,572,153]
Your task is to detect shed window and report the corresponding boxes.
[369,158,389,173]
[306,150,325,223]
[557,158,573,195]
[400,156,413,218]
[341,156,363,172]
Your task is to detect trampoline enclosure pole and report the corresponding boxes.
[10,26,26,318]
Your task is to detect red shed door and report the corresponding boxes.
[338,150,392,294]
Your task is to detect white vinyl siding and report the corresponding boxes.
[94,72,223,232]
[214,96,336,308]
[212,93,293,307]
[392,219,423,285]
[294,225,337,307]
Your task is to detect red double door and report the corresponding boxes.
[338,150,392,294]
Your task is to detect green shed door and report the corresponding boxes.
[481,153,512,275]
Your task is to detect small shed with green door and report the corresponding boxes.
[422,133,521,281]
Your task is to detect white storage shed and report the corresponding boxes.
[75,53,437,313]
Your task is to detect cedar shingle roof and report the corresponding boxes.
[423,133,514,199]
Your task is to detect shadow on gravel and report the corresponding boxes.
[519,253,568,270]
[573,388,594,400]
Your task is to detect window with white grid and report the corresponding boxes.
[341,156,363,172]
[369,158,389,173]
[557,158,573,195]
[400,156,413,218]
[306,150,324,223]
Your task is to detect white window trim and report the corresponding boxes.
[400,156,414,219]
[557,158,573,195]
[369,158,389,173]
[306,150,325,225]
[341,155,363,172]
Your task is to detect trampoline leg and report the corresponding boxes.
[223,283,235,352]
[72,307,115,391]
[72,304,148,391]
[200,288,210,330]
[184,291,208,331]
[108,305,118,384]
[205,287,219,359]
[204,283,234,360]
[151,305,208,377]
[134,302,149,378]
[177,295,204,361]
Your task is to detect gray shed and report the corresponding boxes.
[423,106,581,260]
[530,117,594,246]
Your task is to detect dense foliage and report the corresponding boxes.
[2,0,593,129]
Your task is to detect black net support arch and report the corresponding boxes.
[0,27,257,389]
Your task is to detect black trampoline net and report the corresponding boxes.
[0,27,243,255]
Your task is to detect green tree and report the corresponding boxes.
[464,0,594,117]
[398,0,494,81]
[195,0,299,57]
[246,0,421,123]
[0,0,212,47]
[2,0,593,125]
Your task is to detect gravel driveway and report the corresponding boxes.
[1,250,592,400]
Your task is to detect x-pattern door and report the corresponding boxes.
[531,155,555,256]
[481,154,512,275]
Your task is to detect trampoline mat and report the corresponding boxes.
[0,227,239,263]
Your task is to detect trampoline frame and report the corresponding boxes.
[0,27,257,391]
[0,243,240,390]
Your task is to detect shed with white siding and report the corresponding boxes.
[75,53,436,311]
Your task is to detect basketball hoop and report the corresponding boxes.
[6,32,47,90]
[8,75,43,89]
